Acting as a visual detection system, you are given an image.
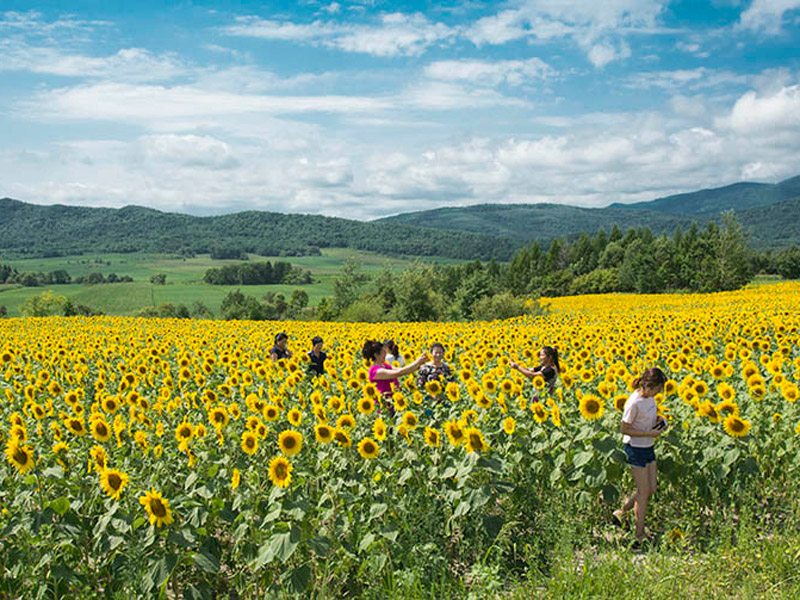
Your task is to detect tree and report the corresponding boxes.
[21,290,67,317]
[288,289,309,317]
[713,212,755,290]
[87,272,106,285]
[394,264,441,322]
[776,246,800,279]
[150,273,167,285]
[455,269,496,319]
[332,258,370,315]
[0,305,7,318]
[190,301,215,320]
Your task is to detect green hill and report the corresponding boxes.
[0,198,519,261]
[376,175,800,248]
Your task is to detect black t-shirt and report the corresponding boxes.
[535,365,556,383]
[307,350,327,375]
[271,345,291,361]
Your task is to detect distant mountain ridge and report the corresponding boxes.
[0,198,518,261]
[376,175,800,248]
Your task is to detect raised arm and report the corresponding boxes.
[372,354,427,380]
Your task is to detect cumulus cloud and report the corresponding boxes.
[739,0,800,34]
[724,84,800,133]
[137,134,239,169]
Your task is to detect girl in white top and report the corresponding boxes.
[613,367,668,544]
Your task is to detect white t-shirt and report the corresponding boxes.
[621,390,658,448]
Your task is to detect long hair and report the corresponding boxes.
[542,346,560,373]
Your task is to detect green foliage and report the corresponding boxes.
[332,258,370,314]
[149,273,167,285]
[21,290,67,317]
[776,246,800,279]
[470,291,530,321]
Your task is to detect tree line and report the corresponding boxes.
[0,265,133,287]
[203,261,312,285]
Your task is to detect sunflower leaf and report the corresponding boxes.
[192,549,220,573]
[49,497,70,516]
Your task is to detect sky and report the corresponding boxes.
[1,1,799,220]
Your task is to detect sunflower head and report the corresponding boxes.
[315,424,334,443]
[241,430,259,455]
[277,430,303,457]
[100,468,129,501]
[139,489,174,527]
[579,395,605,421]
[357,437,380,459]
[268,456,293,488]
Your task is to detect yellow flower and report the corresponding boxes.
[231,468,241,491]
[5,439,35,474]
[464,427,487,453]
[268,456,293,488]
[502,417,515,435]
[90,418,112,443]
[357,437,380,459]
[278,430,303,457]
[401,411,418,430]
[314,423,334,443]
[357,396,375,415]
[139,489,174,527]
[100,468,129,500]
[241,430,258,455]
[530,402,549,424]
[333,428,352,448]
[444,421,465,446]
[287,408,302,426]
[425,380,442,397]
[723,414,751,438]
[579,395,605,421]
[336,414,355,431]
[424,426,441,447]
[373,417,387,442]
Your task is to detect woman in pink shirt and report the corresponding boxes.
[362,340,427,415]
[613,367,668,544]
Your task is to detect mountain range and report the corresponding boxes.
[2,174,799,260]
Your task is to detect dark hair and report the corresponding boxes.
[430,342,445,353]
[362,340,385,362]
[311,336,323,345]
[633,367,667,391]
[542,346,560,373]
[275,332,288,344]
[383,339,399,356]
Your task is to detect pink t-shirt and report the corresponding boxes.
[369,363,396,396]
[621,390,658,448]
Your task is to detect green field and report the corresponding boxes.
[0,249,463,317]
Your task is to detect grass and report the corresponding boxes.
[0,249,462,317]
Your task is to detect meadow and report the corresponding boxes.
[1,282,799,598]
[0,249,463,317]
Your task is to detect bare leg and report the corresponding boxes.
[631,466,651,540]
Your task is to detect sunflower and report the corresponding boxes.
[530,402,549,424]
[393,393,409,412]
[723,414,751,438]
[333,428,352,448]
[314,423,334,443]
[327,396,344,413]
[578,395,605,421]
[401,411,418,430]
[781,383,798,403]
[363,383,378,399]
[424,427,441,447]
[231,468,241,491]
[373,417,387,441]
[90,419,112,443]
[101,396,120,414]
[357,396,375,415]
[139,489,174,527]
[278,430,303,457]
[5,439,35,474]
[502,417,515,435]
[425,380,443,397]
[175,422,194,444]
[475,393,492,409]
[357,437,380,459]
[208,406,229,430]
[100,468,129,501]
[64,416,86,437]
[716,399,739,417]
[263,404,280,422]
[268,456,293,487]
[287,408,302,426]
[532,375,546,390]
[241,431,258,455]
[613,395,628,411]
[336,414,355,431]
[90,445,108,472]
[664,380,677,396]
[464,427,487,453]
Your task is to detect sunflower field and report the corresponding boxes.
[1,282,800,598]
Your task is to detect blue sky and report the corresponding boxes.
[1,1,799,219]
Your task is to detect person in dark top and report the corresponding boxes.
[509,346,560,394]
[416,342,454,390]
[270,332,293,363]
[307,336,327,376]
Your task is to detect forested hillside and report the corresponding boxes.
[0,199,518,261]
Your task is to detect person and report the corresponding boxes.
[612,367,668,544]
[384,339,405,367]
[509,346,560,395]
[307,336,327,376]
[270,332,293,363]
[416,342,454,391]
[362,340,426,414]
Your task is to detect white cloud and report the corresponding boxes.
[724,84,800,133]
[587,40,631,67]
[137,134,239,169]
[222,12,458,57]
[424,57,554,87]
[0,42,187,82]
[401,81,530,110]
[21,82,391,124]
[739,0,800,34]
[626,68,748,90]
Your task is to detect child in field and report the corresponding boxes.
[613,367,668,544]
[307,336,327,376]
[362,340,426,414]
[270,332,293,363]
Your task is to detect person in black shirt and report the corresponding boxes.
[270,332,293,363]
[509,346,560,394]
[307,336,327,376]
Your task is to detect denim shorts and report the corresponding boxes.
[624,443,656,468]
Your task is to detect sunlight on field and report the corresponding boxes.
[1,282,799,596]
